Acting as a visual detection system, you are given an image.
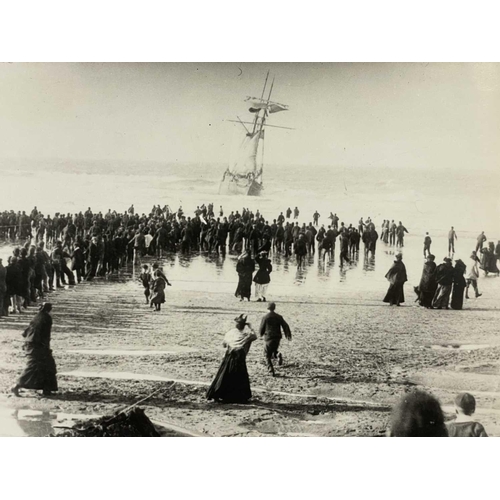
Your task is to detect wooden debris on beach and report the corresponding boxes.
[52,407,160,437]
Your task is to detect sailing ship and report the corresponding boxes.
[219,73,291,196]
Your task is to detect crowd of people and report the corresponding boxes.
[1,203,411,315]
[2,202,498,437]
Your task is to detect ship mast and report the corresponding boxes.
[252,71,269,135]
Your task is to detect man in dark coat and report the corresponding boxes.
[259,302,292,376]
[295,234,308,269]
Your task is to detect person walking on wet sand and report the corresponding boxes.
[207,314,257,404]
[139,264,152,304]
[466,251,482,299]
[259,302,292,376]
[383,252,407,306]
[11,302,58,397]
[150,264,171,311]
[475,231,486,253]
[253,251,272,302]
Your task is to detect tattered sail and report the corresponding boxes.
[230,132,261,176]
[219,74,290,196]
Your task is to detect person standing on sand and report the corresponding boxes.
[12,303,58,397]
[259,302,292,376]
[466,251,482,299]
[448,226,457,254]
[395,222,408,248]
[295,233,308,269]
[383,252,407,306]
[416,254,437,308]
[207,314,257,404]
[432,257,454,309]
[450,259,466,310]
[423,232,432,257]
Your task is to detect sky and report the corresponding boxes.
[0,62,498,170]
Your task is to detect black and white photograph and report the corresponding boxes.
[0,61,498,441]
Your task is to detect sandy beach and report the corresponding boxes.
[1,251,499,437]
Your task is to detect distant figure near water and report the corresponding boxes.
[448,226,457,254]
[423,232,432,257]
[235,251,255,301]
[253,251,272,302]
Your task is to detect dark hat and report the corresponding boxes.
[234,314,248,326]
[443,257,452,263]
[267,302,276,311]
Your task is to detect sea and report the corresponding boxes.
[1,160,499,302]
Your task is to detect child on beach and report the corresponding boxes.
[446,393,488,437]
[139,265,151,304]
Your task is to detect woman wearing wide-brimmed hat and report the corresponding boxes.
[207,314,257,403]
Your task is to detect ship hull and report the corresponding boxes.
[218,176,263,196]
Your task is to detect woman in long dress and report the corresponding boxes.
[235,252,255,301]
[417,254,437,308]
[451,259,467,310]
[150,267,171,312]
[207,314,257,404]
[253,251,272,302]
[12,302,58,397]
[383,253,407,306]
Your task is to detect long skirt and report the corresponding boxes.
[235,273,252,299]
[150,289,165,305]
[451,283,465,310]
[206,349,252,403]
[18,343,58,391]
[383,282,405,305]
[432,284,452,309]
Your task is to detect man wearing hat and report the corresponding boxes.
[259,302,292,376]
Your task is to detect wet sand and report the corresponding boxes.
[1,250,500,437]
